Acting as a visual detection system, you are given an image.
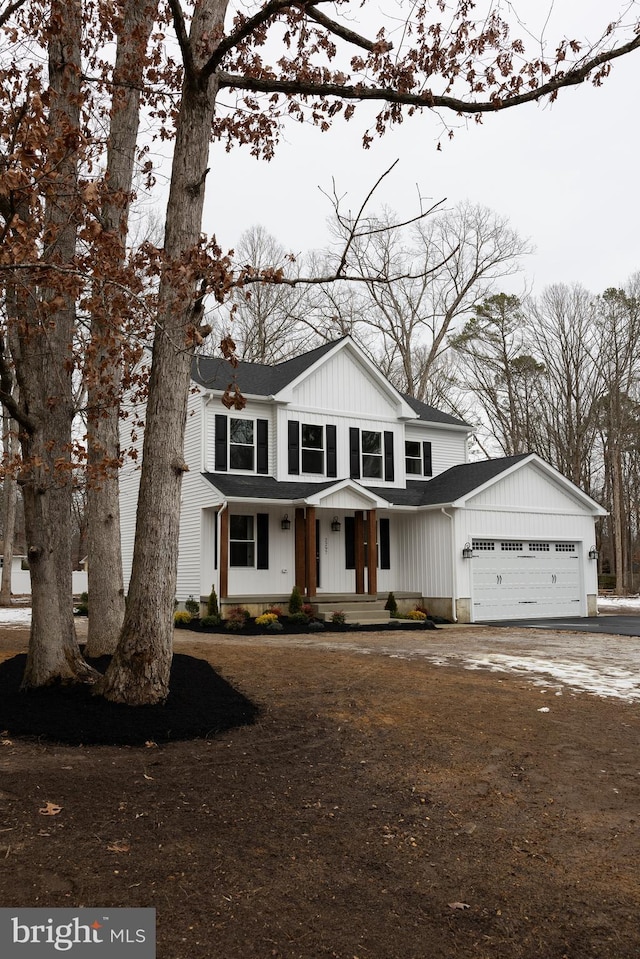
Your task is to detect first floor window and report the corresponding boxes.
[302,424,324,474]
[362,430,383,478]
[230,514,254,567]
[230,418,254,470]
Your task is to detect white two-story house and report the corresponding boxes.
[119,336,606,622]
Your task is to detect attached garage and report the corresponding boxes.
[417,453,607,623]
[471,539,582,620]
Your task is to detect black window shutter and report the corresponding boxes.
[423,441,433,477]
[326,424,337,477]
[257,513,269,569]
[288,420,300,475]
[379,518,390,569]
[345,516,355,569]
[257,419,268,474]
[349,428,360,479]
[215,415,227,471]
[384,431,394,482]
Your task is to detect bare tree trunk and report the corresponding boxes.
[12,0,95,687]
[0,407,17,605]
[100,0,228,704]
[85,0,156,657]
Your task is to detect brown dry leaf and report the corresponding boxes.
[107,842,131,853]
[39,802,63,816]
[144,741,157,748]
[448,901,470,910]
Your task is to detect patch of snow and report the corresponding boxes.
[0,607,31,627]
[456,653,640,702]
[598,595,640,611]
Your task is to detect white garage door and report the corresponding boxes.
[472,539,582,621]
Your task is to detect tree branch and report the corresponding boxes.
[167,0,197,83]
[303,5,392,53]
[0,0,27,31]
[218,31,640,114]
[202,0,300,79]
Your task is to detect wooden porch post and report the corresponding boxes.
[219,506,229,599]
[294,507,306,591]
[366,508,377,596]
[354,510,365,594]
[305,506,317,598]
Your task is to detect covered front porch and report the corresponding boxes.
[209,479,401,604]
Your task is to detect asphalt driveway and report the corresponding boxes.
[479,614,640,636]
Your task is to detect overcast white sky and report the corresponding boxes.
[203,2,639,297]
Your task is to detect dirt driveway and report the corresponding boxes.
[1,622,639,958]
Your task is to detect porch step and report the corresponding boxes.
[313,599,391,626]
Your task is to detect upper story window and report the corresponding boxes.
[301,424,324,474]
[288,420,337,477]
[230,418,254,470]
[362,430,383,479]
[215,414,268,474]
[350,428,395,483]
[405,441,422,475]
[405,439,433,478]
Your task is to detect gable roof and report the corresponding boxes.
[192,335,470,429]
[202,452,605,514]
[191,338,345,395]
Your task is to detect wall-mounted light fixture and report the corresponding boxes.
[588,545,599,560]
[462,542,474,559]
[281,514,291,530]
[331,516,341,532]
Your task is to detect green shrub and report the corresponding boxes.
[207,585,219,618]
[266,620,284,633]
[331,610,346,624]
[200,614,221,629]
[384,591,398,615]
[287,611,308,625]
[288,585,303,615]
[185,594,200,617]
[308,620,325,632]
[174,610,192,626]
[74,592,89,616]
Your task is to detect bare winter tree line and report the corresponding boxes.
[210,221,640,592]
[1,0,639,702]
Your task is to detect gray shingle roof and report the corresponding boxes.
[400,393,469,428]
[415,454,531,505]
[202,474,339,501]
[202,455,531,507]
[191,338,344,395]
[191,337,470,428]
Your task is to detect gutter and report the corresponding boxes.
[440,508,458,623]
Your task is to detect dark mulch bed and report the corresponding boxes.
[179,616,441,635]
[0,652,259,747]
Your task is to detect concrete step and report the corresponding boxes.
[313,600,391,625]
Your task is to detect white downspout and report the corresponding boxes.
[440,508,458,623]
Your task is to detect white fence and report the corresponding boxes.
[9,571,88,596]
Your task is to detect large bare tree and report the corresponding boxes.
[2,1,640,700]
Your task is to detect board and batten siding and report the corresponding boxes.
[469,464,588,514]
[291,349,402,418]
[393,511,453,596]
[226,507,296,597]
